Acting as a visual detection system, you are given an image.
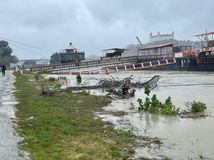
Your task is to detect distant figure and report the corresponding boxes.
[2,66,6,75]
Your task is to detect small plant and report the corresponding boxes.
[160,97,180,115]
[76,74,82,83]
[137,98,143,111]
[199,153,204,159]
[144,84,151,96]
[137,95,180,116]
[138,84,180,116]
[137,98,143,108]
[137,97,151,111]
[149,94,161,113]
[144,97,151,111]
[108,147,120,158]
[130,102,135,110]
[190,101,206,113]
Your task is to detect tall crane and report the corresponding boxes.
[136,36,143,48]
[136,36,144,61]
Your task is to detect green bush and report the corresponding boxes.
[160,97,180,115]
[137,98,143,111]
[137,96,180,116]
[190,101,206,113]
[149,94,161,113]
[144,84,151,96]
[137,97,151,111]
[76,74,82,83]
[137,85,180,116]
[144,97,151,111]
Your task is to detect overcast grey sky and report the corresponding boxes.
[0,0,213,59]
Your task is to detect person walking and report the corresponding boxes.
[1,66,6,75]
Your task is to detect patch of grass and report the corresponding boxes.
[14,72,135,160]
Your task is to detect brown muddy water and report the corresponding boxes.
[47,71,214,160]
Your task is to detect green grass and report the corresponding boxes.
[14,72,134,160]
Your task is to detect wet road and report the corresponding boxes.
[0,71,27,160]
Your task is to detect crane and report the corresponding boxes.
[136,36,143,48]
[136,36,144,61]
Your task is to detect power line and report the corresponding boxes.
[10,42,48,59]
[0,36,54,53]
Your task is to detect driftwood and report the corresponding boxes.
[67,75,160,91]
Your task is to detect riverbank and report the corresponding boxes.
[14,72,135,159]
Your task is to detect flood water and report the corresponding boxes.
[0,71,28,160]
[49,71,214,160]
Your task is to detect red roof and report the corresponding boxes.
[138,43,174,50]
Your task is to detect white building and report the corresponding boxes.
[17,58,50,68]
[150,32,174,42]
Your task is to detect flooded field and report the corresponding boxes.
[49,71,214,159]
[0,71,28,160]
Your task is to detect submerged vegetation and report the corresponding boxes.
[138,85,180,115]
[137,96,180,115]
[14,72,135,159]
[180,101,207,118]
[138,84,207,117]
[189,101,206,113]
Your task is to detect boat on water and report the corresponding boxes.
[175,31,214,71]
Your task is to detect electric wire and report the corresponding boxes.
[0,36,54,59]
[9,42,48,58]
[0,36,53,53]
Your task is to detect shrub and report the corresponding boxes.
[160,97,180,115]
[144,97,151,111]
[190,101,206,113]
[137,96,180,116]
[137,98,143,111]
[76,74,82,83]
[137,97,151,111]
[144,84,151,96]
[149,94,161,113]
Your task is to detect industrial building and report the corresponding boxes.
[101,48,126,58]
[50,43,85,65]
[138,43,174,59]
